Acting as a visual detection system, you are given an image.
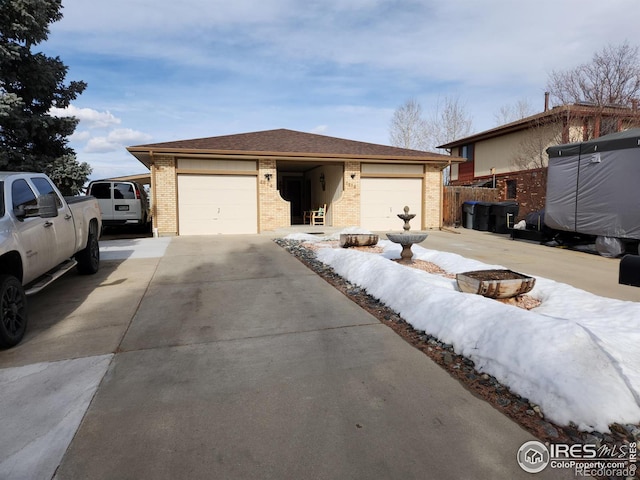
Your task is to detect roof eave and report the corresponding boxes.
[439,104,640,149]
[438,113,558,149]
[126,146,464,165]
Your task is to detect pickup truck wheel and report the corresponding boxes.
[76,225,100,275]
[0,275,27,349]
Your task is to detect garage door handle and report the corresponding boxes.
[218,208,221,214]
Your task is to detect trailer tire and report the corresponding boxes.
[76,222,100,275]
[0,274,27,348]
[595,236,624,258]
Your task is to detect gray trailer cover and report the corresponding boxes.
[545,128,640,240]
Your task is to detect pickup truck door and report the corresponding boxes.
[29,177,76,261]
[10,179,58,283]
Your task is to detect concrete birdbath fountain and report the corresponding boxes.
[386,206,428,262]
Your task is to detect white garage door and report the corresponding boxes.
[360,178,423,231]
[178,174,258,235]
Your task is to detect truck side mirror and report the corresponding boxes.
[37,194,59,218]
[13,195,59,219]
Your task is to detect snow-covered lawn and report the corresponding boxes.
[286,230,640,433]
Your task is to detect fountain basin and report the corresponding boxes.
[386,232,428,261]
[386,232,428,245]
[340,233,379,248]
[456,269,536,299]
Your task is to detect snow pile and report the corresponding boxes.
[291,232,640,432]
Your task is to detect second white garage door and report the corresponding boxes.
[178,174,258,235]
[360,177,423,231]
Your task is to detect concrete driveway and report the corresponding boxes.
[0,233,594,479]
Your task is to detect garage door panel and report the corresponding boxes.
[178,175,257,235]
[360,178,422,231]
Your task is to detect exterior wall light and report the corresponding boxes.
[320,173,326,191]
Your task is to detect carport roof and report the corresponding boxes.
[128,128,463,167]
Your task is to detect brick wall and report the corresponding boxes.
[332,161,361,226]
[494,168,547,220]
[423,165,443,229]
[258,158,290,231]
[448,168,547,223]
[152,155,178,235]
[152,156,447,234]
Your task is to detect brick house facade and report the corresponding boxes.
[128,129,463,235]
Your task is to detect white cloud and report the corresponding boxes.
[107,128,153,144]
[311,125,328,134]
[85,137,118,153]
[84,129,152,153]
[50,105,121,129]
[69,130,91,142]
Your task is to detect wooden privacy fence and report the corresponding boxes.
[443,186,500,227]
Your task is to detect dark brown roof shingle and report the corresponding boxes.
[129,128,452,160]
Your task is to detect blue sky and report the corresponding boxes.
[42,0,638,179]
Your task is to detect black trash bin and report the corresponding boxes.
[490,201,519,234]
[462,201,478,229]
[473,202,493,231]
[619,254,640,287]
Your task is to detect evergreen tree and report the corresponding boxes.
[0,0,89,187]
[46,154,92,196]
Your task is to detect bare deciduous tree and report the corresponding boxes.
[389,98,429,150]
[494,99,535,126]
[424,96,473,185]
[547,41,640,107]
[425,95,473,152]
[507,42,640,170]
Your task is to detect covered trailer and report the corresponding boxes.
[545,128,640,256]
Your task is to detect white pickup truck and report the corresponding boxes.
[0,172,102,348]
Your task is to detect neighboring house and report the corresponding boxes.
[438,96,640,219]
[126,129,463,236]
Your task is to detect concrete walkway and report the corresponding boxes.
[1,235,578,479]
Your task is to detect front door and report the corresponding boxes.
[281,177,303,224]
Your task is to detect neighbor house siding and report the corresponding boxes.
[473,125,557,176]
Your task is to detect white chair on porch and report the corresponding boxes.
[310,204,326,226]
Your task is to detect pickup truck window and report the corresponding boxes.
[12,179,37,211]
[0,181,4,217]
[31,177,63,208]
